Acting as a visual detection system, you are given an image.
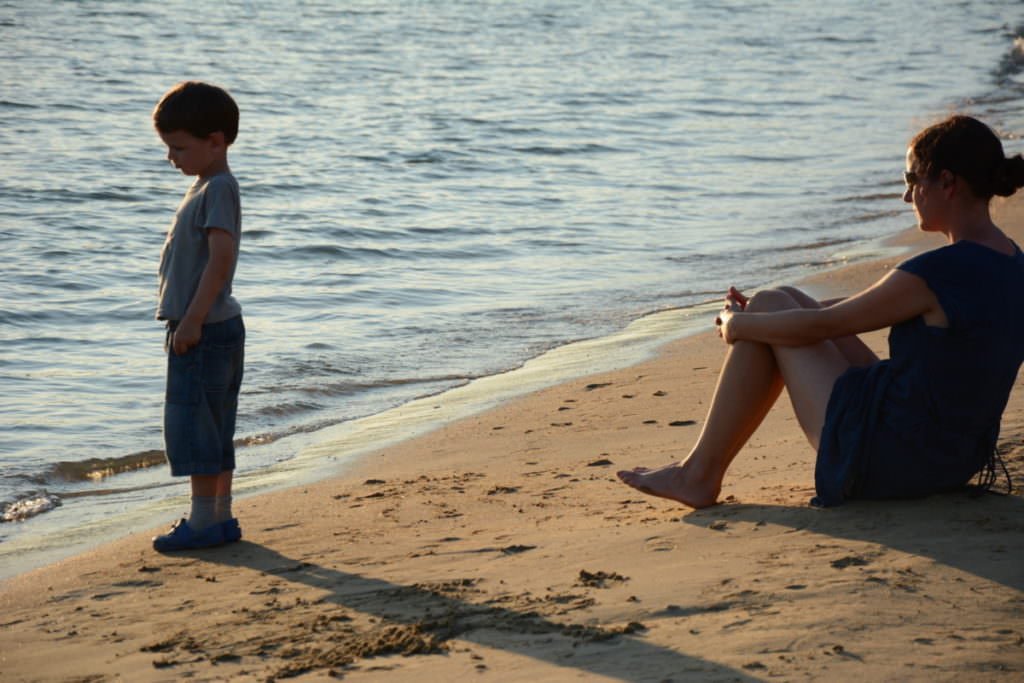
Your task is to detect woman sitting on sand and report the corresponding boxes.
[618,115,1024,508]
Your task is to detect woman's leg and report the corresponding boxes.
[617,288,856,507]
[776,286,879,368]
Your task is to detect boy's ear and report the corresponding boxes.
[207,131,226,149]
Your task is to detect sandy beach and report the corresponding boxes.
[2,199,1023,681]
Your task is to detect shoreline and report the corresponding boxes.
[0,274,724,583]
[0,223,926,583]
[1,201,1022,680]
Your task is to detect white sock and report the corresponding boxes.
[214,495,233,522]
[187,496,217,531]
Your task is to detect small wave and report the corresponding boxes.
[0,308,53,325]
[495,125,546,136]
[238,419,345,447]
[360,208,397,217]
[763,237,857,253]
[248,400,324,418]
[251,373,476,400]
[2,493,61,522]
[327,225,406,241]
[286,244,400,260]
[688,108,758,119]
[813,35,876,46]
[50,102,94,111]
[724,153,818,164]
[769,258,844,272]
[665,252,732,265]
[375,374,475,387]
[994,34,1024,82]
[560,94,636,107]
[846,209,904,224]
[0,99,37,109]
[83,8,153,19]
[243,229,275,239]
[835,192,900,203]
[404,152,446,164]
[512,143,624,156]
[18,187,142,204]
[243,181,311,193]
[972,91,1020,108]
[46,450,166,482]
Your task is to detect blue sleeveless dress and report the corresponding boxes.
[814,240,1024,506]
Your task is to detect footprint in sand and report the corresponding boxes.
[644,537,676,552]
[830,555,870,569]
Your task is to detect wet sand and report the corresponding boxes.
[1,199,1023,681]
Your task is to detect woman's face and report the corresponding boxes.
[904,149,940,233]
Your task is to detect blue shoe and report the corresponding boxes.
[220,517,242,543]
[153,518,226,551]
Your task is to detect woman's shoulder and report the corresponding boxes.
[899,239,1022,274]
[897,243,959,276]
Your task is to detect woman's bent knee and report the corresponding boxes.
[746,288,801,312]
[776,286,821,308]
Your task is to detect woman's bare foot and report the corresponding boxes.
[616,460,721,509]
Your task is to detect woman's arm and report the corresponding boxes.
[720,270,943,346]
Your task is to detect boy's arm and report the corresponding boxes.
[171,227,235,355]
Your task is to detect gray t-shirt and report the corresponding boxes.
[157,172,242,323]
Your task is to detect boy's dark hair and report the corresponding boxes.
[911,115,1024,199]
[153,81,239,145]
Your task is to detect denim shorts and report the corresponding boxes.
[163,315,245,476]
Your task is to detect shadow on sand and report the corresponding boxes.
[204,542,760,681]
[681,490,1024,592]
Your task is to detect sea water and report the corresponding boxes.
[2,0,1023,578]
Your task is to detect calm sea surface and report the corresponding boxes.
[2,0,1023,577]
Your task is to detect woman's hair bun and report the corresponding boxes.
[992,154,1024,197]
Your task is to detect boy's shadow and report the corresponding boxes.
[208,543,760,681]
[682,491,1024,591]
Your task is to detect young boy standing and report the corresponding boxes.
[151,81,245,551]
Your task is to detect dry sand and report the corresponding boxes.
[2,200,1023,682]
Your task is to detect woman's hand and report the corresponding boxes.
[727,286,748,309]
[715,288,747,343]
